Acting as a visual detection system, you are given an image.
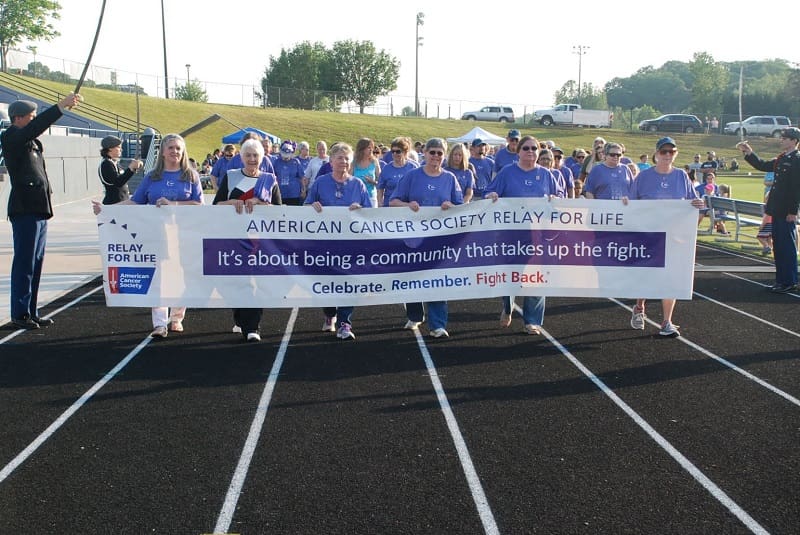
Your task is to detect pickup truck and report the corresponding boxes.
[533,103,612,128]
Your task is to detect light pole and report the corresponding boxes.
[185,63,191,84]
[27,45,37,78]
[572,45,589,105]
[161,0,169,98]
[414,12,424,117]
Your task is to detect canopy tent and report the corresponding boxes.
[446,126,507,146]
[221,127,280,145]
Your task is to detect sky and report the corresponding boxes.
[14,0,797,118]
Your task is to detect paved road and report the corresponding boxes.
[1,245,798,534]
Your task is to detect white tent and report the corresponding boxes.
[446,126,507,146]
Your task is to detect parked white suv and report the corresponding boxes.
[461,106,515,123]
[723,116,792,137]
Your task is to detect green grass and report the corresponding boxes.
[3,73,785,171]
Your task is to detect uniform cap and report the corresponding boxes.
[101,135,123,150]
[8,100,37,118]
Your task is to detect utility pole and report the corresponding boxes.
[161,0,169,98]
[415,12,424,117]
[572,45,590,105]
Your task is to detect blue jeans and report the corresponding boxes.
[10,214,48,320]
[772,218,798,286]
[406,301,448,330]
[323,306,353,325]
[503,296,546,326]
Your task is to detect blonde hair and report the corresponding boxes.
[151,133,197,183]
[447,143,469,170]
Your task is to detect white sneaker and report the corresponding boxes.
[630,307,646,330]
[404,320,421,330]
[337,323,355,340]
[322,316,337,332]
[659,321,680,337]
[246,332,261,342]
[150,326,168,338]
[232,325,242,334]
[524,324,541,335]
[429,328,449,338]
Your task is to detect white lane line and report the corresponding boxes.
[0,334,152,484]
[610,298,800,409]
[696,243,774,264]
[541,327,769,535]
[719,271,800,299]
[213,307,298,535]
[413,329,500,535]
[693,291,800,339]
[1,285,103,345]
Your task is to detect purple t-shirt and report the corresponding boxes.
[273,157,305,199]
[584,163,633,200]
[444,166,476,195]
[493,147,519,173]
[377,161,418,206]
[131,169,203,205]
[469,157,494,193]
[390,167,464,207]
[304,173,373,208]
[632,167,699,200]
[485,164,557,198]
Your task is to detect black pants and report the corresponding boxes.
[233,308,263,335]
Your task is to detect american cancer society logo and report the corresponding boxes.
[99,217,157,295]
[107,266,156,294]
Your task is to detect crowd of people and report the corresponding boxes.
[6,94,796,342]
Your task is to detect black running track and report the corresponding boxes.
[1,245,798,535]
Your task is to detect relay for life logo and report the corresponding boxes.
[99,217,157,295]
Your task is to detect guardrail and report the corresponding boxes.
[0,70,153,133]
[705,196,764,241]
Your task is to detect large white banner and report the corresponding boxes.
[96,198,698,308]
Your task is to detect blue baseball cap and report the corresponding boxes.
[471,138,487,147]
[656,137,677,150]
[507,129,521,139]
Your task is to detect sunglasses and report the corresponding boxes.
[391,149,403,154]
[427,150,444,156]
[576,155,586,159]
[607,153,622,158]
[519,145,538,152]
[659,149,677,155]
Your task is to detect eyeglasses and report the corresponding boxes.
[391,149,403,154]
[659,149,677,155]
[519,145,538,152]
[607,153,622,158]
[427,150,444,156]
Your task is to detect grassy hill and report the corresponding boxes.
[2,73,780,193]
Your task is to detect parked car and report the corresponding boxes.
[461,106,515,123]
[723,116,792,137]
[638,114,704,134]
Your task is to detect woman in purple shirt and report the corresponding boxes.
[305,142,372,340]
[626,137,705,338]
[92,133,204,338]
[390,138,463,338]
[485,136,557,335]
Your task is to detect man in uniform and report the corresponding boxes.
[2,93,81,329]
[738,127,800,293]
